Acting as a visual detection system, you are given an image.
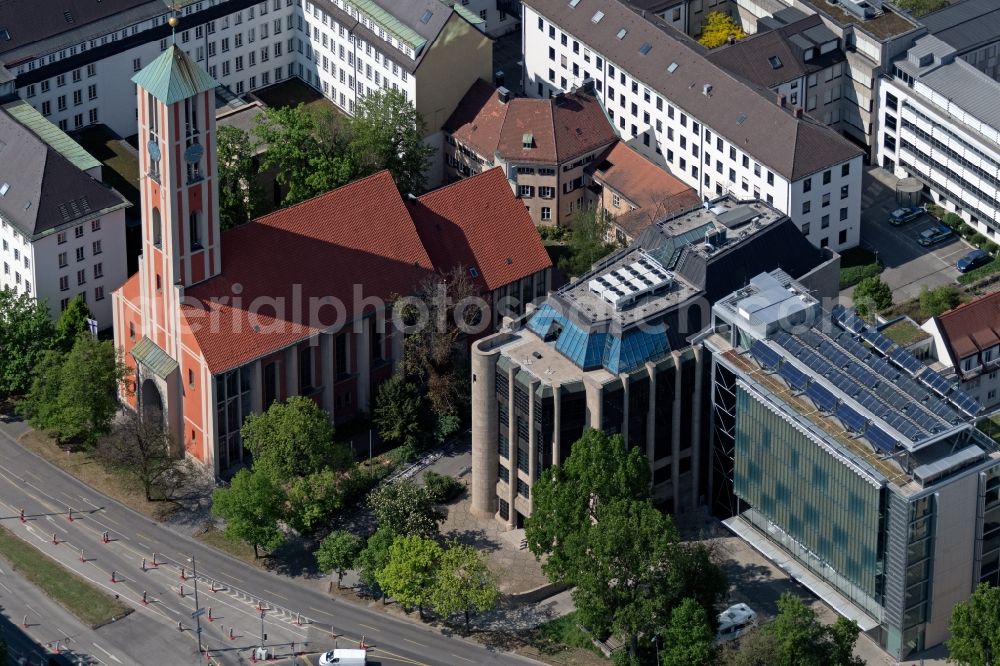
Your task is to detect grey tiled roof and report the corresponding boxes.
[921,0,1000,54]
[0,106,127,239]
[0,0,155,57]
[526,0,862,180]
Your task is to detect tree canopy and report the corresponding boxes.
[54,295,90,352]
[373,375,426,451]
[698,11,746,49]
[660,597,715,666]
[376,534,442,618]
[558,208,616,278]
[948,582,1000,666]
[217,125,266,229]
[241,396,350,482]
[19,335,128,447]
[355,527,396,597]
[316,530,362,589]
[211,468,285,558]
[349,88,434,195]
[0,288,55,397]
[96,408,192,501]
[919,284,960,319]
[852,276,893,318]
[367,479,444,538]
[429,542,500,632]
[526,429,652,583]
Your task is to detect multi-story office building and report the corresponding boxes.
[707,274,998,659]
[522,0,865,252]
[0,94,129,324]
[921,291,1000,413]
[443,79,619,226]
[2,0,492,160]
[114,47,550,474]
[876,35,1000,243]
[706,14,851,129]
[920,0,1000,83]
[470,195,840,525]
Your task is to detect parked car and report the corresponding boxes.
[917,224,954,247]
[888,206,924,226]
[715,603,757,644]
[957,249,992,273]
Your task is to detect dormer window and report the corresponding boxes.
[522,133,534,149]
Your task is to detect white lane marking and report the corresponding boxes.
[92,642,123,664]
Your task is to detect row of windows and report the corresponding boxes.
[58,263,104,291]
[1,264,30,294]
[57,240,102,267]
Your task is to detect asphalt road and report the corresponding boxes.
[0,420,537,666]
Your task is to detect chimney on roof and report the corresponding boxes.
[580,77,597,96]
[793,106,803,118]
[703,83,713,97]
[777,92,786,107]
[497,86,510,104]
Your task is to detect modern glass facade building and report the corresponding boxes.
[707,271,1000,659]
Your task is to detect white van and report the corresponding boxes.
[715,603,757,643]
[318,648,368,665]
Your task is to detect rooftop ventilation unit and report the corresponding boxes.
[591,10,605,23]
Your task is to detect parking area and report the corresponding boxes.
[853,169,968,303]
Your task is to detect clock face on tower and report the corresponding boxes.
[184,143,204,164]
[147,139,161,163]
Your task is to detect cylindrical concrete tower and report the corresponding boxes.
[470,335,502,518]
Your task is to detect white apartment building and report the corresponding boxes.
[3,0,491,152]
[876,35,1000,242]
[524,0,864,251]
[0,97,129,325]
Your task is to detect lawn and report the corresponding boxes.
[0,525,131,627]
[195,524,264,568]
[977,416,1000,445]
[881,319,929,347]
[839,247,883,289]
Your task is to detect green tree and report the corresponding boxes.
[423,471,463,503]
[0,287,55,397]
[376,534,442,619]
[572,498,680,659]
[211,468,285,558]
[948,582,1000,666]
[368,479,444,537]
[285,468,346,534]
[718,628,780,666]
[254,103,352,206]
[919,285,961,319]
[668,541,729,631]
[241,396,350,482]
[895,0,947,18]
[54,295,90,352]
[698,11,746,49]
[20,336,128,447]
[852,276,893,319]
[526,429,652,584]
[217,125,265,229]
[660,598,715,666]
[373,375,426,450]
[348,88,434,195]
[430,543,500,632]
[558,208,616,277]
[355,527,396,599]
[316,530,362,589]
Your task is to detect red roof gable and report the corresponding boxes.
[180,171,433,373]
[442,79,509,159]
[936,290,1000,363]
[410,167,552,293]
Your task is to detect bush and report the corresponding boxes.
[919,285,961,319]
[854,276,893,318]
[423,471,463,503]
[985,241,999,255]
[960,225,977,240]
[926,204,946,220]
[838,247,882,289]
[958,257,1000,285]
[941,212,963,228]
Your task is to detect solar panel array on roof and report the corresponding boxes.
[862,327,895,353]
[778,362,810,391]
[836,403,868,433]
[865,426,898,454]
[749,340,782,370]
[952,390,982,417]
[805,383,838,412]
[890,347,924,375]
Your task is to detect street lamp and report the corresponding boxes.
[260,607,267,653]
[188,556,203,657]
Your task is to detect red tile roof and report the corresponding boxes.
[180,171,433,373]
[442,79,509,159]
[548,90,619,163]
[410,167,552,293]
[936,291,1000,363]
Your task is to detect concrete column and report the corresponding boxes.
[671,351,683,510]
[585,376,603,430]
[691,345,704,509]
[251,360,263,414]
[506,366,517,530]
[286,346,299,398]
[620,374,630,444]
[470,339,500,518]
[527,379,539,496]
[357,322,371,412]
[551,384,562,468]
[321,332,334,418]
[645,362,657,477]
